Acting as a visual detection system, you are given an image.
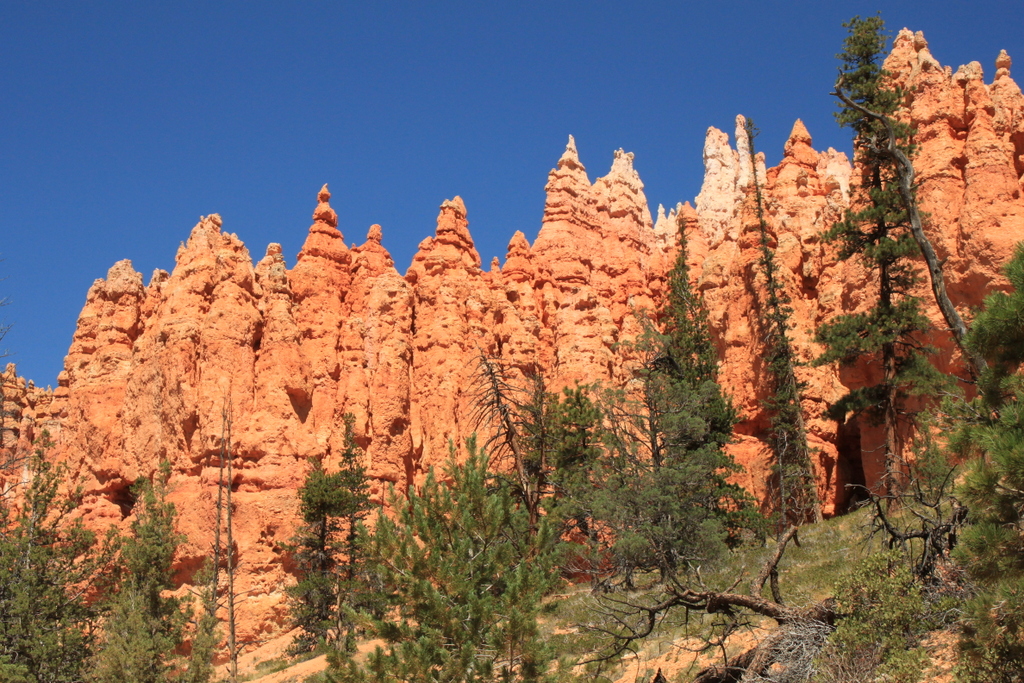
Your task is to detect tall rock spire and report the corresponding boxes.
[296,182,347,264]
[559,134,585,173]
[542,135,593,225]
[289,184,353,444]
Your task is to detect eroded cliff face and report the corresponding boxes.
[3,29,1023,651]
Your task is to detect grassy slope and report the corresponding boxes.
[541,508,876,682]
[247,506,960,682]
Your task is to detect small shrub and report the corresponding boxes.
[815,551,929,683]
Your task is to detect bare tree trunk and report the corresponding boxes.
[213,416,226,653]
[471,355,543,533]
[882,338,901,502]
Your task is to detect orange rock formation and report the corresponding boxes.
[3,29,1023,650]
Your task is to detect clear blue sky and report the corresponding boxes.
[2,1,1021,387]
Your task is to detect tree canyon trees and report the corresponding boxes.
[597,216,753,584]
[949,245,1024,680]
[91,463,190,683]
[0,435,117,683]
[744,118,821,528]
[6,13,1024,682]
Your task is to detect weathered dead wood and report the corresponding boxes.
[691,648,757,683]
[750,526,799,602]
[585,526,836,680]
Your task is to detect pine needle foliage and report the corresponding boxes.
[181,561,218,683]
[91,462,190,683]
[660,214,738,454]
[960,243,1024,408]
[0,433,117,683]
[330,439,560,683]
[597,217,757,584]
[744,117,821,529]
[820,550,929,681]
[662,217,728,399]
[546,385,608,586]
[287,414,374,655]
[949,244,1024,681]
[814,14,948,498]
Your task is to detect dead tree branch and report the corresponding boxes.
[469,353,546,532]
[857,469,968,582]
[582,528,836,680]
[750,526,799,603]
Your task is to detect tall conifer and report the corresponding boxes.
[91,462,189,683]
[814,14,947,498]
[288,414,373,654]
[744,118,821,527]
[598,215,755,583]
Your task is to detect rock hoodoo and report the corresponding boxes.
[3,29,1023,650]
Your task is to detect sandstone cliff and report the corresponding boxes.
[3,29,1022,651]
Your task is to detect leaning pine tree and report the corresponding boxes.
[813,14,947,499]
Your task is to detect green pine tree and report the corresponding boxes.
[181,560,218,683]
[330,438,560,683]
[598,215,756,584]
[744,117,821,528]
[813,14,948,499]
[948,244,1024,681]
[90,462,190,683]
[546,385,608,587]
[287,414,374,655]
[0,433,118,683]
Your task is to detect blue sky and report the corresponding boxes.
[2,1,1022,386]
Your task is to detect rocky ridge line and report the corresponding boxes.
[3,28,1022,651]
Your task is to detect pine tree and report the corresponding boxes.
[744,117,821,528]
[182,560,218,683]
[0,433,117,683]
[330,439,559,683]
[547,385,607,587]
[814,14,948,499]
[287,414,373,654]
[948,244,1024,681]
[91,462,190,683]
[598,215,755,584]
